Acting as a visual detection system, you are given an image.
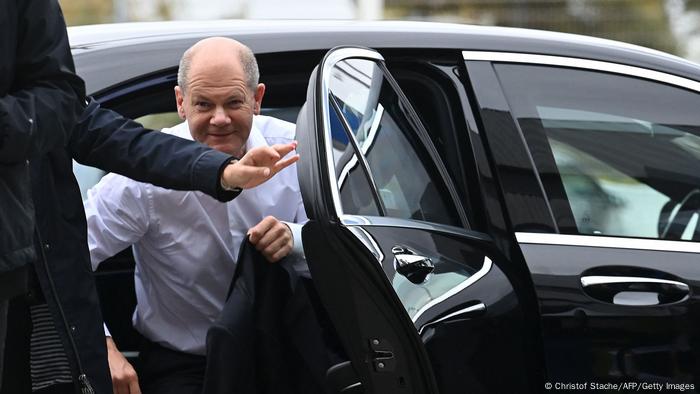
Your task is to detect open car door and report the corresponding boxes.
[296,47,539,393]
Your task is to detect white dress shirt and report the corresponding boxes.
[84,116,307,355]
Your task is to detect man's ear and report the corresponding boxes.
[253,83,266,115]
[174,86,186,120]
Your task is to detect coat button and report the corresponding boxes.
[43,243,50,251]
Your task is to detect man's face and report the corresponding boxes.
[175,54,264,157]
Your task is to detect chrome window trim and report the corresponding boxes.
[347,226,385,265]
[462,51,700,92]
[516,232,700,254]
[418,303,486,335]
[320,48,384,217]
[411,257,492,323]
[337,104,385,188]
[340,214,491,242]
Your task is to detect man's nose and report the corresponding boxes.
[210,106,231,126]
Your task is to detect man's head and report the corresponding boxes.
[175,37,264,157]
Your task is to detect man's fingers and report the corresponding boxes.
[252,222,292,262]
[107,337,139,394]
[248,218,293,263]
[271,141,298,158]
[239,165,271,185]
[113,368,138,394]
[272,154,300,174]
[264,238,292,263]
[128,379,142,394]
[256,226,289,252]
[114,381,127,394]
[248,216,278,244]
[113,377,128,394]
[246,145,282,165]
[270,247,292,263]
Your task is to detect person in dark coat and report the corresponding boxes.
[0,1,298,393]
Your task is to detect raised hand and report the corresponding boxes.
[221,142,299,190]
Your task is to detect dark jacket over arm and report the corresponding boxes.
[70,99,238,201]
[0,0,83,288]
[0,0,84,164]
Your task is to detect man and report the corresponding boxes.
[84,37,307,394]
[0,1,297,393]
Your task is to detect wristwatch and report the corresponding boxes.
[220,159,243,192]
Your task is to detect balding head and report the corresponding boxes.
[177,37,259,94]
[173,36,266,156]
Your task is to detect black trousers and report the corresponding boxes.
[138,339,206,394]
[1,296,31,394]
[0,299,7,391]
[0,297,73,394]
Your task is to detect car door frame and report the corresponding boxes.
[296,46,445,393]
[296,45,546,393]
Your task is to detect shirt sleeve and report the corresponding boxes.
[69,99,239,202]
[0,0,85,164]
[84,173,151,270]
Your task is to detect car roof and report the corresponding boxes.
[69,19,700,95]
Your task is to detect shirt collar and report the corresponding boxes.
[244,117,268,153]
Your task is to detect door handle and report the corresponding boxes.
[581,276,689,306]
[392,246,434,284]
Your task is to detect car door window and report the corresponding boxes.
[329,58,463,227]
[318,53,480,334]
[496,64,700,240]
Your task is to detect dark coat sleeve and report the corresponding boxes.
[0,0,84,164]
[69,99,240,201]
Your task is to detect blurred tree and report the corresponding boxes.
[385,0,678,54]
[61,0,176,25]
[61,0,114,25]
[687,0,700,10]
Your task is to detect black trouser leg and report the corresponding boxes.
[33,383,73,394]
[137,339,206,394]
[0,299,7,391]
[0,296,31,394]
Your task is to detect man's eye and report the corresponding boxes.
[228,100,243,107]
[195,102,211,108]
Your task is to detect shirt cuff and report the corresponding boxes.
[282,221,309,279]
[283,221,304,256]
[103,322,111,337]
[191,149,240,202]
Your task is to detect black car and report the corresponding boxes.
[70,20,700,393]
